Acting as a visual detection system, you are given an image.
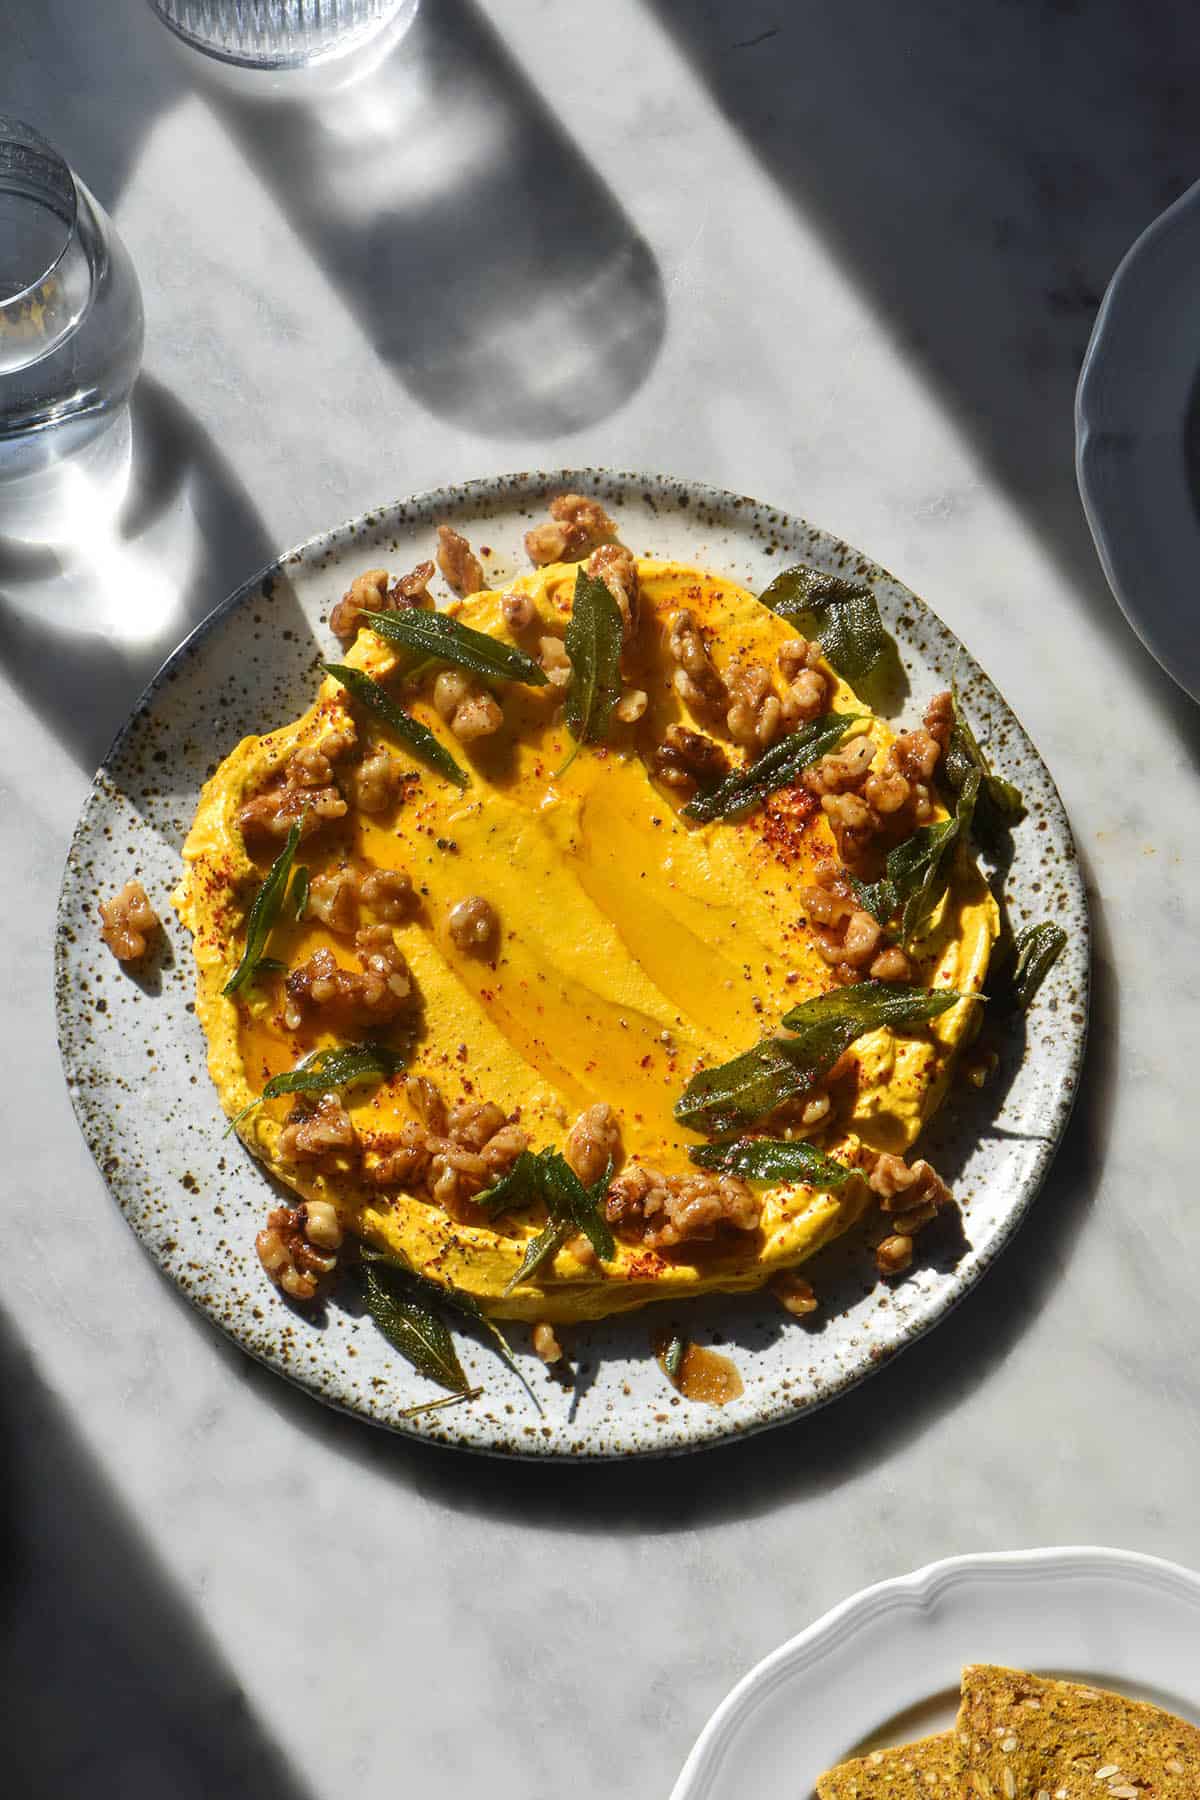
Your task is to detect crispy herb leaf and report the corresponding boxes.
[223,821,302,996]
[289,865,310,922]
[560,569,624,769]
[758,564,892,686]
[358,607,548,686]
[226,1042,406,1134]
[500,1149,615,1294]
[688,1138,855,1185]
[663,1332,687,1381]
[676,981,964,1135]
[475,1149,544,1217]
[849,874,896,926]
[322,662,468,789]
[682,712,857,823]
[1010,921,1068,1011]
[359,1263,469,1393]
[397,1388,482,1420]
[892,768,980,946]
[944,694,1024,824]
[359,1245,532,1401]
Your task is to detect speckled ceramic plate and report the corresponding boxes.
[669,1547,1200,1800]
[1077,177,1200,702]
[54,471,1088,1458]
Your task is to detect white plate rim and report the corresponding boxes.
[669,1545,1200,1800]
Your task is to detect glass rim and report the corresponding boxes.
[0,115,80,315]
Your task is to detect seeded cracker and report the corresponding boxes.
[956,1664,1200,1798]
[816,1731,963,1798]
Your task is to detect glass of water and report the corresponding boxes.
[0,117,144,540]
[147,0,419,86]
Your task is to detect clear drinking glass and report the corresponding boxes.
[0,118,144,539]
[148,0,419,82]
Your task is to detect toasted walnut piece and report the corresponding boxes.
[652,723,730,793]
[869,945,912,981]
[532,1322,563,1363]
[565,1232,600,1268]
[237,776,347,849]
[432,668,503,742]
[863,762,911,814]
[480,1121,528,1174]
[330,568,389,640]
[876,1233,913,1276]
[447,894,498,953]
[256,1201,342,1301]
[777,637,822,682]
[278,1094,358,1166]
[366,1122,432,1190]
[813,906,881,975]
[771,1271,819,1317]
[779,640,831,725]
[405,1074,447,1135]
[502,590,536,631]
[524,493,616,565]
[291,743,337,788]
[436,524,485,596]
[564,1102,622,1188]
[538,635,572,688]
[283,930,413,1031]
[802,736,876,797]
[820,790,881,865]
[799,882,856,928]
[306,868,359,935]
[99,880,160,962]
[360,867,414,922]
[923,689,954,752]
[667,608,727,713]
[893,726,941,783]
[586,542,639,643]
[446,1098,507,1151]
[606,1165,761,1249]
[614,687,648,723]
[351,747,408,814]
[870,1154,952,1215]
[726,661,783,749]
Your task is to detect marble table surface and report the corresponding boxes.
[6,3,1200,1796]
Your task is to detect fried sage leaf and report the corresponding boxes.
[663,1331,687,1381]
[848,874,896,926]
[676,980,964,1136]
[475,1149,544,1217]
[758,564,891,686]
[1010,921,1068,1011]
[223,821,302,996]
[358,607,548,686]
[359,1244,532,1401]
[559,568,624,771]
[359,1262,470,1393]
[944,693,1024,824]
[689,1138,854,1186]
[226,1042,406,1134]
[289,865,310,922]
[501,1150,615,1294]
[322,662,468,788]
[682,712,857,823]
[891,767,980,946]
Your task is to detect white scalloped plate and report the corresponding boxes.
[55,470,1088,1457]
[670,1547,1200,1800]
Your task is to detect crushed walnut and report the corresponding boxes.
[329,563,434,639]
[238,731,352,849]
[725,661,783,750]
[605,1165,760,1250]
[502,590,536,632]
[256,1199,343,1301]
[771,1271,819,1317]
[350,747,408,814]
[868,1152,952,1276]
[99,880,160,963]
[564,1102,622,1189]
[283,926,414,1031]
[652,723,729,795]
[800,873,913,985]
[433,668,503,742]
[447,894,498,953]
[435,524,485,597]
[586,542,639,645]
[365,1077,527,1220]
[524,493,616,565]
[666,608,726,714]
[532,1322,563,1363]
[777,637,830,723]
[304,863,415,935]
[278,1094,358,1167]
[538,634,572,689]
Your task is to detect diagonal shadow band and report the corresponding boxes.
[200,0,666,437]
[641,0,1200,760]
[0,1305,315,1800]
[0,376,277,775]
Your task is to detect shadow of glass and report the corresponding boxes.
[0,1305,314,1800]
[200,0,666,436]
[0,377,277,774]
[642,0,1200,755]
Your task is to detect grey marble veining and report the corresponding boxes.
[5,1,1200,1796]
